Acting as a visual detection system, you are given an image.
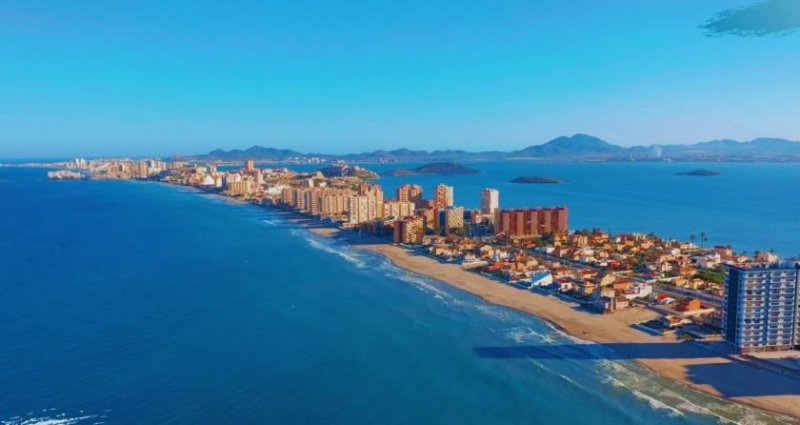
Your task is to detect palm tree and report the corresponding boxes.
[689,234,697,246]
[699,231,707,248]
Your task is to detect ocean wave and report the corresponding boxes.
[502,326,552,344]
[373,258,458,305]
[522,357,595,396]
[600,363,698,419]
[261,219,279,226]
[299,233,367,268]
[1,411,100,425]
[471,304,518,322]
[631,390,685,417]
[599,360,789,425]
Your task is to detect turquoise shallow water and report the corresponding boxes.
[0,166,796,424]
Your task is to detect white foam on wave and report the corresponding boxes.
[470,303,516,322]
[598,359,788,425]
[631,390,685,417]
[670,393,787,425]
[261,219,279,226]
[373,259,459,305]
[1,414,98,425]
[503,326,550,344]
[521,356,595,396]
[293,229,368,268]
[599,362,692,419]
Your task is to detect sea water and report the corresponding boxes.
[0,166,795,424]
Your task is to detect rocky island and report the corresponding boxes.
[383,162,480,176]
[676,169,721,176]
[510,176,563,184]
[320,164,379,179]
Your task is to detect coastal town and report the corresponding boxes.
[46,157,800,359]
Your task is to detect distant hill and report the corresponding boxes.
[383,162,480,176]
[511,134,625,159]
[647,138,800,160]
[200,146,303,161]
[185,134,800,162]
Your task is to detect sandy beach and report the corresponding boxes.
[287,216,800,421]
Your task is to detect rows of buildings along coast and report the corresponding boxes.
[52,158,800,356]
[279,180,567,244]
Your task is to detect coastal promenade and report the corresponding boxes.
[267,209,800,421]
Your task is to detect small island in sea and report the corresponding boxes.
[382,162,480,176]
[676,169,721,176]
[509,176,563,184]
[320,164,379,180]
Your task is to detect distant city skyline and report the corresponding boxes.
[2,0,799,158]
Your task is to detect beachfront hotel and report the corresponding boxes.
[722,262,800,353]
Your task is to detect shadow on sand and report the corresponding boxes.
[474,341,800,398]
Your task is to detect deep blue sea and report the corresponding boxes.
[1,164,797,424]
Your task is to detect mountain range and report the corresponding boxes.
[184,134,800,162]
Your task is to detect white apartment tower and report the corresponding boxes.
[481,188,499,215]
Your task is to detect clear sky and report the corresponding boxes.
[1,0,799,158]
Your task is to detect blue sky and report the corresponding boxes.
[1,0,799,158]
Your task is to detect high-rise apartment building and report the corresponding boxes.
[481,188,499,215]
[226,180,256,197]
[137,161,149,179]
[494,207,568,238]
[440,206,465,234]
[434,184,454,209]
[346,183,384,224]
[417,208,437,232]
[393,216,424,244]
[396,184,423,208]
[722,262,800,353]
[383,201,416,220]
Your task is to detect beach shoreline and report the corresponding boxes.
[262,207,800,422]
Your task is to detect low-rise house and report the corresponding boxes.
[576,280,597,297]
[622,282,653,300]
[676,298,702,312]
[555,279,574,293]
[530,271,554,287]
[595,271,617,288]
[661,315,691,328]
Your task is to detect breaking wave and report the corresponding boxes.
[373,258,459,305]
[1,409,103,425]
[291,229,368,268]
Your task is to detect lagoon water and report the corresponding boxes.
[356,161,800,256]
[1,164,797,424]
